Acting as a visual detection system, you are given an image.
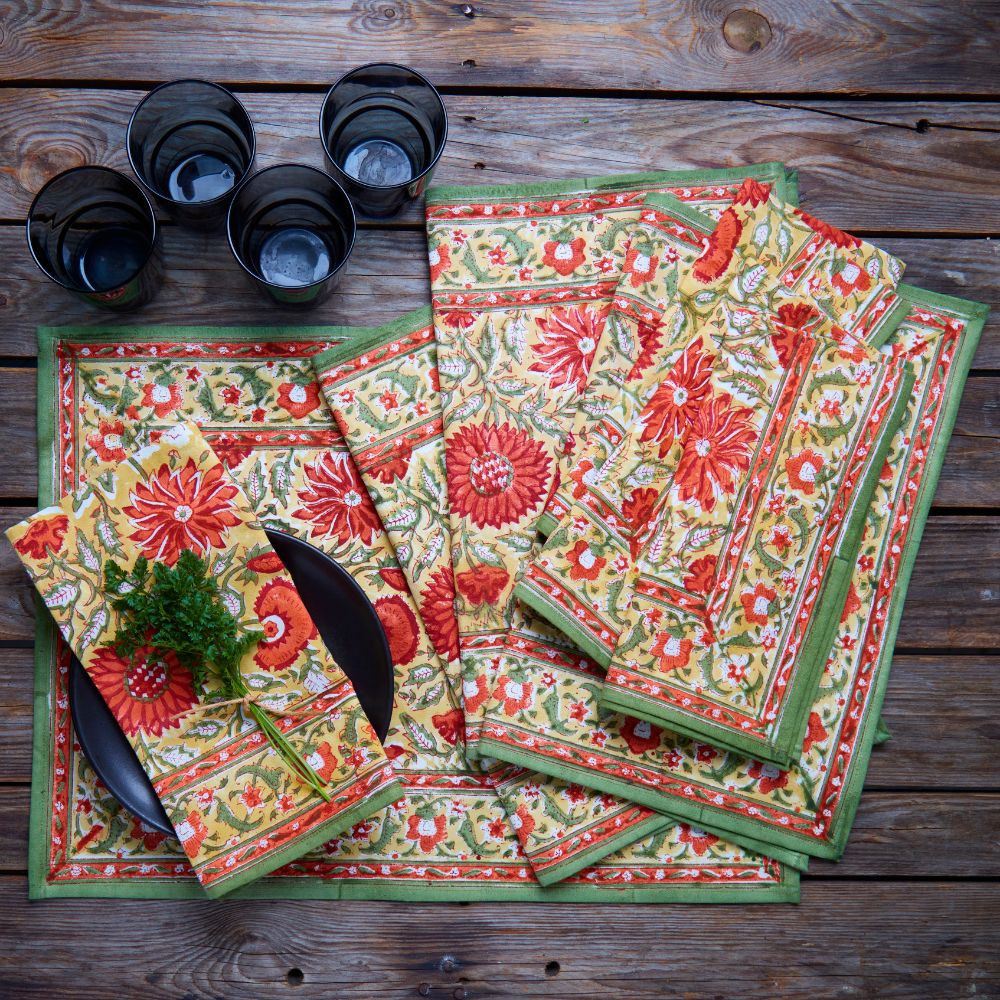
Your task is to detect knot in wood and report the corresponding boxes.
[722,10,772,53]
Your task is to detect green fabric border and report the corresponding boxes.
[514,576,614,668]
[533,812,672,888]
[312,306,434,374]
[427,162,794,206]
[29,322,798,903]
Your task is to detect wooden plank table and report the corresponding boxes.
[1,3,998,996]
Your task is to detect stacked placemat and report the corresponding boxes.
[16,162,986,900]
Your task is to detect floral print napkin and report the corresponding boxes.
[8,421,402,897]
[426,164,798,748]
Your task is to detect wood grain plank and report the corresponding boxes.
[0,226,997,368]
[2,1,998,95]
[0,785,995,876]
[2,90,999,230]
[0,877,996,998]
[2,647,997,787]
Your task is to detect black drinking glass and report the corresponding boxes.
[227,164,356,306]
[320,63,448,217]
[127,79,256,228]
[26,166,161,310]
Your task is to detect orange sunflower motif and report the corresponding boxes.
[692,208,743,284]
[140,382,183,418]
[566,539,606,582]
[86,419,127,463]
[650,631,694,672]
[292,452,382,546]
[374,595,420,666]
[445,422,550,529]
[541,237,586,276]
[528,305,606,393]
[623,245,660,287]
[785,447,825,496]
[673,394,756,511]
[740,581,777,626]
[405,812,448,853]
[276,381,322,419]
[683,553,718,595]
[638,338,715,458]
[14,514,69,561]
[428,241,451,281]
[456,564,510,606]
[431,708,464,746]
[509,803,536,839]
[88,644,198,737]
[620,716,663,755]
[678,823,720,856]
[492,673,533,716]
[253,579,318,671]
[419,565,460,661]
[462,673,491,715]
[123,457,242,565]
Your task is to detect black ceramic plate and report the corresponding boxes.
[70,528,394,837]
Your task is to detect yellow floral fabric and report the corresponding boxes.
[9,421,402,897]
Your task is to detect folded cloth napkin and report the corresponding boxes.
[311,310,672,883]
[426,163,797,748]
[476,284,986,863]
[8,421,402,897]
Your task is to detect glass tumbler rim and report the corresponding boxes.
[25,164,159,294]
[319,62,448,192]
[225,162,358,291]
[126,77,257,209]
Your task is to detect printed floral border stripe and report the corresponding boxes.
[28,323,797,902]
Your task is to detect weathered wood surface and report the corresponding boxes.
[2,90,1000,232]
[0,649,995,790]
[0,878,996,999]
[2,228,999,365]
[3,1,999,95]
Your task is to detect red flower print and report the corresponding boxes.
[419,565,460,661]
[88,644,198,737]
[566,539,606,582]
[349,819,376,843]
[443,310,475,330]
[510,804,536,838]
[794,209,861,249]
[695,743,718,764]
[802,711,829,753]
[678,823,720,856]
[650,631,694,672]
[674,394,756,511]
[445,422,550,529]
[777,302,822,330]
[623,245,660,288]
[567,458,596,500]
[374,595,420,666]
[621,717,663,755]
[830,260,872,296]
[569,701,588,723]
[692,208,742,283]
[487,244,507,266]
[86,419,127,463]
[123,457,242,565]
[770,325,801,370]
[528,305,605,393]
[785,447,825,496]
[379,390,400,411]
[240,783,264,810]
[741,582,777,626]
[405,812,448,852]
[683,553,717,595]
[246,550,285,574]
[276,793,296,813]
[252,407,266,423]
[492,674,533,716]
[185,367,200,382]
[141,382,183,418]
[306,743,339,783]
[541,237,586,276]
[276,381,322,419]
[563,784,587,805]
[638,338,714,458]
[379,567,410,593]
[840,581,862,624]
[748,760,789,794]
[431,708,464,745]
[176,811,208,855]
[463,674,491,715]
[293,452,382,546]
[456,564,510,606]
[221,385,242,406]
[428,242,451,281]
[253,579,318,671]
[213,442,253,469]
[14,514,69,561]
[627,320,666,381]
[731,178,772,207]
[130,817,167,852]
[486,816,508,840]
[622,485,659,561]
[770,525,793,554]
[371,444,412,484]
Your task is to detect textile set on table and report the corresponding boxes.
[10,161,987,900]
